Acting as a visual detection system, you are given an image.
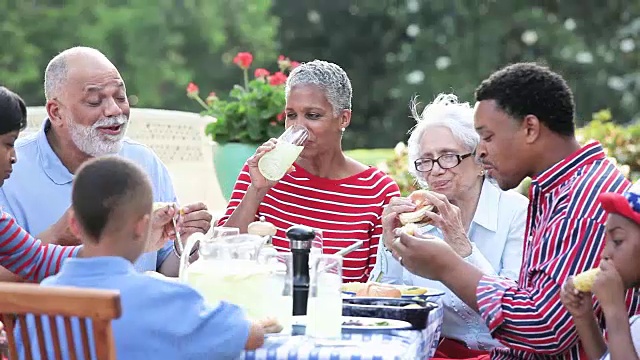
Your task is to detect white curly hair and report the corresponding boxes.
[407,93,480,188]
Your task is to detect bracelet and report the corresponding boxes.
[173,238,199,258]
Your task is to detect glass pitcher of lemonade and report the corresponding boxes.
[178,229,279,320]
[258,124,309,181]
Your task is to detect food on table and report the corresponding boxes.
[259,317,283,334]
[247,219,277,237]
[402,304,423,309]
[573,268,601,292]
[342,319,390,327]
[341,282,367,293]
[355,283,402,298]
[342,283,430,298]
[400,286,428,296]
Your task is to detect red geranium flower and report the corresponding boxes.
[290,61,301,69]
[277,111,285,122]
[268,72,288,86]
[186,82,199,98]
[233,52,253,69]
[254,68,270,78]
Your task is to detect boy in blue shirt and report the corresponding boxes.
[21,156,264,359]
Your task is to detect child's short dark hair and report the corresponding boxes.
[0,86,28,135]
[72,156,153,240]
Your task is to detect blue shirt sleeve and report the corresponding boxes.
[0,187,23,225]
[0,210,80,282]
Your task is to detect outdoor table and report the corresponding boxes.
[240,298,443,360]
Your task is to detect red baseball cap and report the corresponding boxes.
[598,181,640,225]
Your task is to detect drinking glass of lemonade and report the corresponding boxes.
[263,252,294,332]
[258,125,309,181]
[306,254,343,340]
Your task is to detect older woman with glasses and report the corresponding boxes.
[370,94,528,358]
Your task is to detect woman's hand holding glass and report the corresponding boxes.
[247,138,282,191]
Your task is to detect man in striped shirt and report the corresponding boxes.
[389,63,637,359]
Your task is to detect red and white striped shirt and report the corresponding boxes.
[218,163,400,282]
[0,211,79,282]
[477,142,640,359]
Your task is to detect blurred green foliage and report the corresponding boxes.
[0,0,278,110]
[1,0,638,151]
[349,110,640,197]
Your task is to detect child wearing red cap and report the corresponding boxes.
[561,180,640,359]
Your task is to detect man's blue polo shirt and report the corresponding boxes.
[0,120,176,271]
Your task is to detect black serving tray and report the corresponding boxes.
[342,297,438,330]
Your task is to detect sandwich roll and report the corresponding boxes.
[398,190,438,226]
[355,283,402,298]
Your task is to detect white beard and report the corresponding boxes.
[67,114,129,157]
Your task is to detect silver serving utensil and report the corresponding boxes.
[317,241,364,273]
[335,241,363,257]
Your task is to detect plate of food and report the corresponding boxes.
[341,282,444,299]
[292,316,412,332]
[342,297,438,330]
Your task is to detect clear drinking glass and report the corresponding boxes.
[311,229,323,256]
[258,125,310,181]
[306,254,343,340]
[263,252,294,332]
[212,226,240,240]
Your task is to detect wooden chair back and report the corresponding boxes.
[0,283,121,360]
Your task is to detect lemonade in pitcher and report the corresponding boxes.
[179,232,280,321]
[186,259,274,319]
[258,125,309,181]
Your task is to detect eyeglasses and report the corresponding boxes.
[414,153,473,172]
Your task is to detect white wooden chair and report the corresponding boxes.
[23,107,227,214]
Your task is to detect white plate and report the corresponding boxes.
[293,315,412,331]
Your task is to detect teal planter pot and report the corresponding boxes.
[213,142,259,201]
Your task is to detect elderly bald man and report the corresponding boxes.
[0,46,212,281]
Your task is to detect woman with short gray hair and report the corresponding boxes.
[219,60,400,282]
[371,93,528,356]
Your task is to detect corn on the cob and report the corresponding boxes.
[152,202,172,212]
[573,268,601,292]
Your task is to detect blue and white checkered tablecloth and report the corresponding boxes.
[240,299,444,360]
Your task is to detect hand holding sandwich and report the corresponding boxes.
[386,189,472,258]
[420,191,472,257]
[381,196,417,255]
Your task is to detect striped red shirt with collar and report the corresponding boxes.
[0,211,79,282]
[218,163,400,282]
[476,141,640,359]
